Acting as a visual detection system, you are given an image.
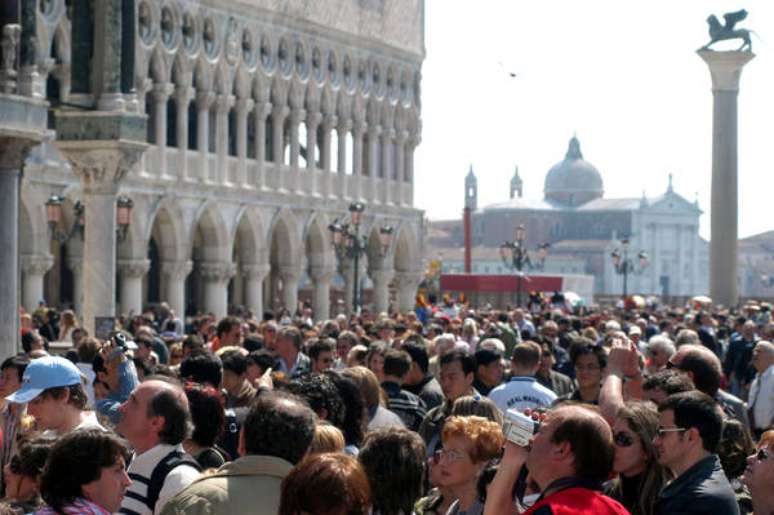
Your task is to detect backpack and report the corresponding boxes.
[144,450,202,512]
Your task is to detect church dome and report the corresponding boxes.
[544,136,604,206]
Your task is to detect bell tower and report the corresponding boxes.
[510,166,523,199]
[465,165,477,210]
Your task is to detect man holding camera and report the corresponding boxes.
[484,404,629,514]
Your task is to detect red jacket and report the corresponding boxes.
[525,480,630,515]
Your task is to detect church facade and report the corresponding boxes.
[429,136,710,299]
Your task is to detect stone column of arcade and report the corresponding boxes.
[21,255,54,313]
[394,271,422,314]
[697,49,754,307]
[0,20,49,356]
[279,266,301,315]
[118,259,150,317]
[199,262,236,319]
[370,268,394,315]
[309,266,335,321]
[161,260,192,320]
[242,264,269,319]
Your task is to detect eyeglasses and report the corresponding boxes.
[433,449,467,463]
[656,426,687,437]
[614,431,635,448]
[575,364,601,372]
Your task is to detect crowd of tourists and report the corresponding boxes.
[1,296,773,514]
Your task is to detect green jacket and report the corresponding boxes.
[160,455,294,515]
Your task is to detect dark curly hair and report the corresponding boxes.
[324,370,367,447]
[243,391,316,464]
[284,373,345,429]
[184,382,225,448]
[40,430,130,513]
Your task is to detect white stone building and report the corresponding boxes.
[14,0,426,324]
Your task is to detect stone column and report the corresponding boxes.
[394,271,422,314]
[272,105,289,178]
[215,95,234,184]
[369,268,394,315]
[367,124,381,202]
[55,140,147,336]
[395,130,407,206]
[351,122,365,200]
[117,259,150,317]
[152,83,174,179]
[199,261,236,318]
[175,86,193,181]
[235,97,254,187]
[161,260,192,320]
[381,127,394,205]
[242,264,269,318]
[306,111,321,195]
[404,134,418,206]
[279,266,301,316]
[309,266,335,322]
[21,254,54,314]
[253,102,271,189]
[288,107,305,193]
[336,120,351,199]
[698,50,754,307]
[196,91,215,182]
[320,113,336,197]
[93,0,124,110]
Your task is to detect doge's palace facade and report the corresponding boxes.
[13,0,425,328]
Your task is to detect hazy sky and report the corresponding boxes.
[414,1,774,240]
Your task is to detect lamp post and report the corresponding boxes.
[610,238,649,300]
[329,202,393,313]
[499,224,550,307]
[45,194,134,243]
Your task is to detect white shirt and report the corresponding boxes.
[749,364,774,431]
[121,443,201,515]
[488,376,557,413]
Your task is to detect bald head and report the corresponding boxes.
[672,344,722,396]
[753,341,774,373]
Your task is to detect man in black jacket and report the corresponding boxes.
[653,390,739,515]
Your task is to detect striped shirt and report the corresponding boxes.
[120,444,200,515]
[381,381,427,432]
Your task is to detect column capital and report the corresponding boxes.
[697,50,755,92]
[215,94,235,113]
[161,260,193,280]
[66,257,83,276]
[323,113,338,130]
[369,268,394,285]
[58,141,148,194]
[256,101,272,119]
[242,263,270,281]
[236,97,255,114]
[289,108,306,124]
[200,261,236,282]
[151,82,175,102]
[0,136,44,171]
[396,130,409,144]
[272,105,290,119]
[367,124,382,137]
[279,265,302,282]
[21,254,54,275]
[306,111,323,127]
[309,265,335,283]
[175,86,195,104]
[196,91,216,109]
[337,118,352,134]
[394,271,422,289]
[117,258,151,278]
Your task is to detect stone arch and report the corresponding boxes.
[147,199,187,263]
[191,201,231,262]
[267,208,302,312]
[230,207,267,312]
[303,212,334,270]
[148,47,169,84]
[171,53,191,88]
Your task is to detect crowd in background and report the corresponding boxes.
[0,294,772,514]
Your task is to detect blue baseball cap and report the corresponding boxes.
[5,356,83,404]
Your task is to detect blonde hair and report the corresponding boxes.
[441,415,504,463]
[310,423,345,455]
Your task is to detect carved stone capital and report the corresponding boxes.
[242,263,270,281]
[0,137,38,170]
[161,260,193,281]
[57,141,148,194]
[279,265,302,283]
[196,91,216,110]
[66,257,83,276]
[289,109,306,125]
[323,113,338,131]
[236,98,255,114]
[215,95,235,114]
[272,105,290,120]
[337,119,352,134]
[21,254,54,276]
[309,266,335,283]
[151,83,175,103]
[175,86,195,105]
[394,271,423,290]
[369,268,394,286]
[199,261,236,282]
[118,258,151,279]
[697,50,755,92]
[306,111,322,127]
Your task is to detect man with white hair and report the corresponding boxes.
[428,333,457,378]
[748,340,774,439]
[646,335,676,376]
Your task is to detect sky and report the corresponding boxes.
[414,1,774,240]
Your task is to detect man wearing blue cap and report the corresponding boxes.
[6,356,104,435]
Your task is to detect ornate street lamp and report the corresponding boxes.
[611,237,649,300]
[329,202,393,313]
[499,224,550,307]
[45,194,134,244]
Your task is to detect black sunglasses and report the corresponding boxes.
[614,431,635,448]
[757,448,771,462]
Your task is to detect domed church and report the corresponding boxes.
[431,136,709,298]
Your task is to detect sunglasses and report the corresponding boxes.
[656,426,687,437]
[756,448,771,462]
[614,431,635,447]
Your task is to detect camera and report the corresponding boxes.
[502,408,540,447]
